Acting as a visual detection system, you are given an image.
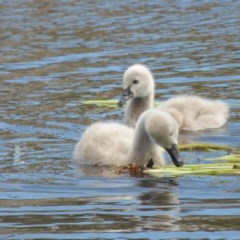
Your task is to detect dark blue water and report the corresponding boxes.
[0,0,240,239]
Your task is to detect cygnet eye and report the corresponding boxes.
[133,79,139,84]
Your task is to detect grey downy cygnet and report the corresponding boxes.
[73,109,183,168]
[118,64,229,131]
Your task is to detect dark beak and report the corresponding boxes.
[118,87,133,107]
[166,143,183,167]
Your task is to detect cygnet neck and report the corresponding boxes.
[127,114,156,165]
[125,94,154,128]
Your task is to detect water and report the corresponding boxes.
[0,0,240,239]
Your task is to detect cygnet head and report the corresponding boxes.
[134,109,183,167]
[118,64,155,107]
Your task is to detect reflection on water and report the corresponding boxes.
[0,0,240,239]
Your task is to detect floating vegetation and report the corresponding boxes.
[83,99,120,108]
[207,154,240,163]
[115,162,240,177]
[179,143,233,152]
[83,99,162,108]
[144,163,240,177]
[115,162,145,176]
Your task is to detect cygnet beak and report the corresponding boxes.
[118,87,133,107]
[166,143,183,167]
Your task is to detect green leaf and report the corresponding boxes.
[207,154,240,163]
[83,99,119,108]
[179,143,232,152]
[144,163,240,176]
[83,99,162,108]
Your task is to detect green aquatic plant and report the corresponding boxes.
[83,99,162,108]
[83,99,119,108]
[179,143,233,152]
[207,154,240,163]
[144,163,240,176]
